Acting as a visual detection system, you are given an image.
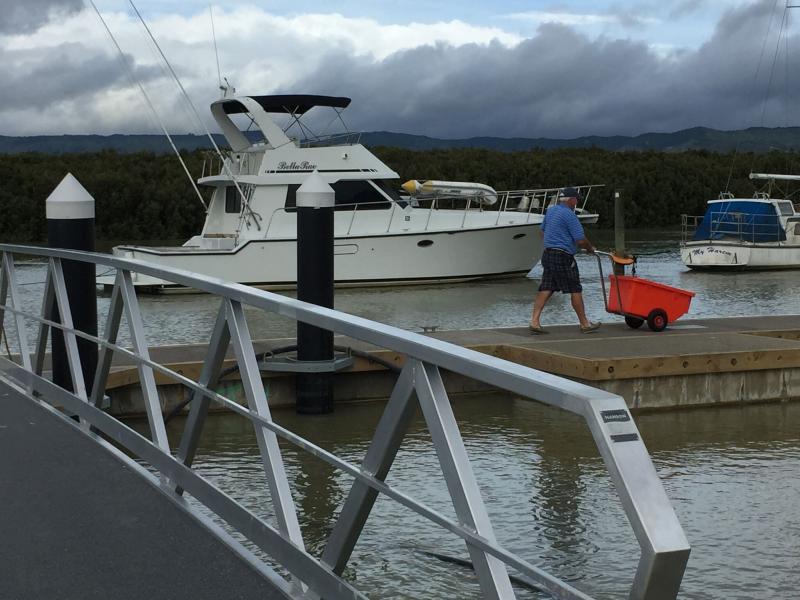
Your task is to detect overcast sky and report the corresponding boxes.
[1,0,798,138]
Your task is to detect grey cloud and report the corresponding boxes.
[0,42,160,111]
[287,0,794,138]
[0,0,84,34]
[615,13,651,28]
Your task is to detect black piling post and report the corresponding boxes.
[46,173,98,393]
[295,171,335,414]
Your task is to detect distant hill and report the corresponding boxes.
[3,126,800,154]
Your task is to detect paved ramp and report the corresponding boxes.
[0,381,288,600]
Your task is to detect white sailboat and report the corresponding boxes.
[680,2,800,271]
[681,173,800,270]
[101,94,600,292]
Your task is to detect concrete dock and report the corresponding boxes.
[101,315,800,416]
[0,381,288,599]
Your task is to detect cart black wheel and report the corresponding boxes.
[625,316,645,329]
[647,309,668,332]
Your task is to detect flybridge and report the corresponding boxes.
[211,95,354,151]
[218,95,352,115]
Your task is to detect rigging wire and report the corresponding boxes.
[751,2,791,196]
[726,0,784,192]
[784,9,794,181]
[759,4,789,130]
[135,14,198,140]
[127,0,262,232]
[88,0,208,212]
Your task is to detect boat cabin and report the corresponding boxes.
[691,197,800,244]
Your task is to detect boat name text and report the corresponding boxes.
[690,248,734,257]
[276,161,318,171]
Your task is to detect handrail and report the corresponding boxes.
[220,184,602,241]
[0,243,690,600]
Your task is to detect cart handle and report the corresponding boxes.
[610,254,635,266]
[590,250,633,316]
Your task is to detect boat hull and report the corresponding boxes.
[104,223,543,292]
[681,241,800,270]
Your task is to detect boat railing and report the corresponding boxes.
[681,214,703,243]
[263,186,604,238]
[493,184,603,221]
[202,151,264,178]
[0,243,689,600]
[682,211,784,243]
[298,132,362,148]
[263,194,524,238]
[273,184,602,238]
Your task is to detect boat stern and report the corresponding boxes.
[681,243,750,269]
[97,246,172,291]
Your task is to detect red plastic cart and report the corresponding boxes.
[594,251,695,332]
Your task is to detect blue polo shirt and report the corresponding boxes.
[542,203,585,254]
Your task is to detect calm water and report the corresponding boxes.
[7,231,800,347]
[149,396,800,599]
[6,233,800,597]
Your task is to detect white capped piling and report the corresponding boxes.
[46,173,98,393]
[295,171,335,414]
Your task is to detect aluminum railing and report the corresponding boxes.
[0,243,690,600]
[493,184,603,219]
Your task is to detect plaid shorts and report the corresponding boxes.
[539,248,582,293]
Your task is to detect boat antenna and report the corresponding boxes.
[88,0,208,212]
[127,0,261,231]
[210,5,223,94]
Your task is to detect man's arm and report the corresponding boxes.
[577,237,595,253]
[568,212,594,253]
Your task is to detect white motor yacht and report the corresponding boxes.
[681,173,800,270]
[102,94,600,292]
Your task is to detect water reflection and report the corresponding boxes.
[141,396,800,599]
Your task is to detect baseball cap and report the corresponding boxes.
[558,186,582,200]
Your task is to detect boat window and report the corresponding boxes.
[225,186,242,214]
[283,180,392,211]
[373,180,402,202]
[777,202,794,216]
[332,180,391,211]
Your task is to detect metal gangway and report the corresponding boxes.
[0,243,690,600]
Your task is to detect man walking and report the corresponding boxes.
[529,187,600,334]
